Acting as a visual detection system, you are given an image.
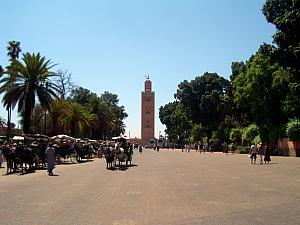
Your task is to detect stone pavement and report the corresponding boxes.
[0,149,300,225]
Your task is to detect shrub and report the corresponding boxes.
[230,128,242,145]
[243,124,259,146]
[286,118,300,141]
[236,145,249,154]
[253,135,261,145]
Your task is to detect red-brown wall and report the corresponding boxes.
[278,138,300,157]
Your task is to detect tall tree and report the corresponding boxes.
[5,41,21,140]
[55,69,74,99]
[7,41,21,60]
[68,86,96,105]
[0,53,58,133]
[175,72,230,140]
[159,101,191,144]
[64,102,90,137]
[263,0,300,120]
[100,91,128,137]
[233,52,286,141]
[48,99,71,135]
[263,0,300,72]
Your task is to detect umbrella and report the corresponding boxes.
[13,136,25,141]
[51,134,75,141]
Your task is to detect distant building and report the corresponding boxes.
[141,77,155,145]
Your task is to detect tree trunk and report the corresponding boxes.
[6,106,11,142]
[23,92,34,134]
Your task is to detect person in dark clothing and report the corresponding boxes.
[264,144,271,164]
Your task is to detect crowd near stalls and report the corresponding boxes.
[0,134,108,174]
[0,134,50,174]
[0,133,138,174]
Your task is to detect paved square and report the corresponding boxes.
[1,149,300,224]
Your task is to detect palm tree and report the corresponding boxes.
[5,41,21,140]
[0,52,58,134]
[64,102,90,137]
[7,41,21,60]
[49,99,71,136]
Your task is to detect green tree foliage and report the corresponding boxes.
[286,118,300,141]
[159,101,191,144]
[191,124,206,143]
[68,86,97,105]
[48,99,71,135]
[230,128,242,146]
[64,102,90,137]
[242,124,259,146]
[230,62,246,81]
[67,88,127,139]
[7,41,21,60]
[0,52,58,133]
[233,53,286,139]
[262,0,300,123]
[175,72,230,140]
[4,41,22,140]
[159,102,177,142]
[100,91,128,137]
[263,0,300,71]
[86,95,114,139]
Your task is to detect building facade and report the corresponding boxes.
[141,78,155,145]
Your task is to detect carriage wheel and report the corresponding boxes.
[70,153,78,163]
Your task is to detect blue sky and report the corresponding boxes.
[0,0,275,138]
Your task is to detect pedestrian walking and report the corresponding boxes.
[249,144,258,164]
[0,148,3,167]
[257,143,264,164]
[45,143,56,176]
[264,144,271,164]
[98,144,104,158]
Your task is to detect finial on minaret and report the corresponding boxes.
[145,74,150,80]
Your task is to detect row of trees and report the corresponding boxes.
[0,42,127,140]
[159,0,300,150]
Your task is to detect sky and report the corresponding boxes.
[0,0,275,138]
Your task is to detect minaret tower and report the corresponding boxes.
[141,76,155,144]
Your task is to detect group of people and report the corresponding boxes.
[249,143,271,164]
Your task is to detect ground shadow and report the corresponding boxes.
[56,159,93,166]
[19,170,37,176]
[118,166,128,171]
[127,164,138,167]
[106,163,138,171]
[77,159,94,164]
[48,174,59,176]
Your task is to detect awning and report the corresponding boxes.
[13,136,25,141]
[51,134,76,141]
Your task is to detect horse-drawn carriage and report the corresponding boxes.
[104,137,133,169]
[51,135,97,163]
[51,135,78,163]
[1,134,50,174]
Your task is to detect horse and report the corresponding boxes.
[15,145,36,173]
[104,147,115,169]
[116,147,127,167]
[2,145,17,174]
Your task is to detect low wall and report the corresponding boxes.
[277,138,300,157]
